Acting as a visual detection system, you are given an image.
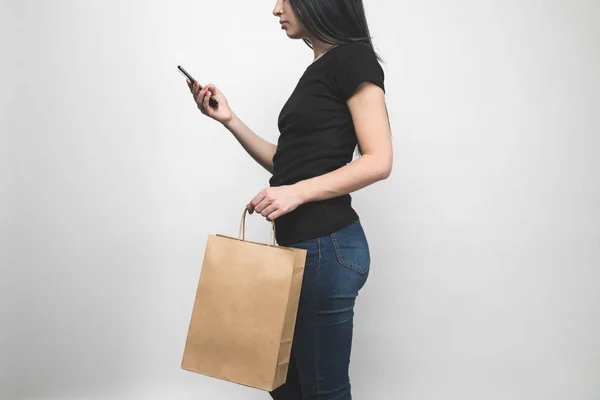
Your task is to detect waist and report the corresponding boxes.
[274,196,358,246]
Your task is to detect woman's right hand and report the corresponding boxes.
[187,79,234,125]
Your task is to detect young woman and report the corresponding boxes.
[186,1,392,398]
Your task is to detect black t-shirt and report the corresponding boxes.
[269,41,385,246]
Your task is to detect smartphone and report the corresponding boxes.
[177,65,219,108]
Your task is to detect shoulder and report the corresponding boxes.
[331,42,384,80]
[328,42,385,100]
[333,42,380,63]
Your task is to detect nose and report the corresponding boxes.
[272,0,282,17]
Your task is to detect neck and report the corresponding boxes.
[309,37,337,62]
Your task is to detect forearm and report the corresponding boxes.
[223,112,277,174]
[294,154,391,203]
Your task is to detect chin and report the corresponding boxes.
[285,28,306,40]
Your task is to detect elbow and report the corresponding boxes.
[363,152,392,180]
[379,166,392,180]
[377,159,393,180]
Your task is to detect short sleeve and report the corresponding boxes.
[333,42,385,100]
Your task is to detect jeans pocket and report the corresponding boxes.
[330,220,371,275]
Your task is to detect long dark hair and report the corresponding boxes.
[288,0,384,63]
[288,0,390,157]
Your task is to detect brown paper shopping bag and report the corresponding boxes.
[181,207,307,391]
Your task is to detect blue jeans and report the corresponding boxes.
[269,219,371,400]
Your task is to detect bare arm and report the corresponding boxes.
[222,112,277,174]
[246,82,393,222]
[295,82,392,202]
[188,81,276,174]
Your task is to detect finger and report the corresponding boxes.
[266,210,281,222]
[203,87,210,109]
[193,81,202,98]
[261,204,277,218]
[249,192,267,213]
[254,197,272,214]
[205,83,218,98]
[196,86,207,105]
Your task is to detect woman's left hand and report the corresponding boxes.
[247,185,304,221]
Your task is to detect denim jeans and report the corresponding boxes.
[269,219,370,400]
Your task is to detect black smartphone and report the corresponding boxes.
[177,65,219,108]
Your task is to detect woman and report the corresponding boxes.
[186,0,392,398]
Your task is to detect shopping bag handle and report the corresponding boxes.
[238,206,277,246]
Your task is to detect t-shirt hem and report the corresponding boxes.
[275,210,359,247]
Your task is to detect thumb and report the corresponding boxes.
[205,83,220,97]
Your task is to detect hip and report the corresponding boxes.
[287,219,371,278]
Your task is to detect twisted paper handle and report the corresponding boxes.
[238,206,276,246]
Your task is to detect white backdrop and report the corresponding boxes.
[2,1,599,399]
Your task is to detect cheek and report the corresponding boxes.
[289,16,305,32]
[292,23,307,36]
[285,18,298,31]
[284,4,296,22]
[289,23,303,35]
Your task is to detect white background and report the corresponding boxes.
[2,0,599,399]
